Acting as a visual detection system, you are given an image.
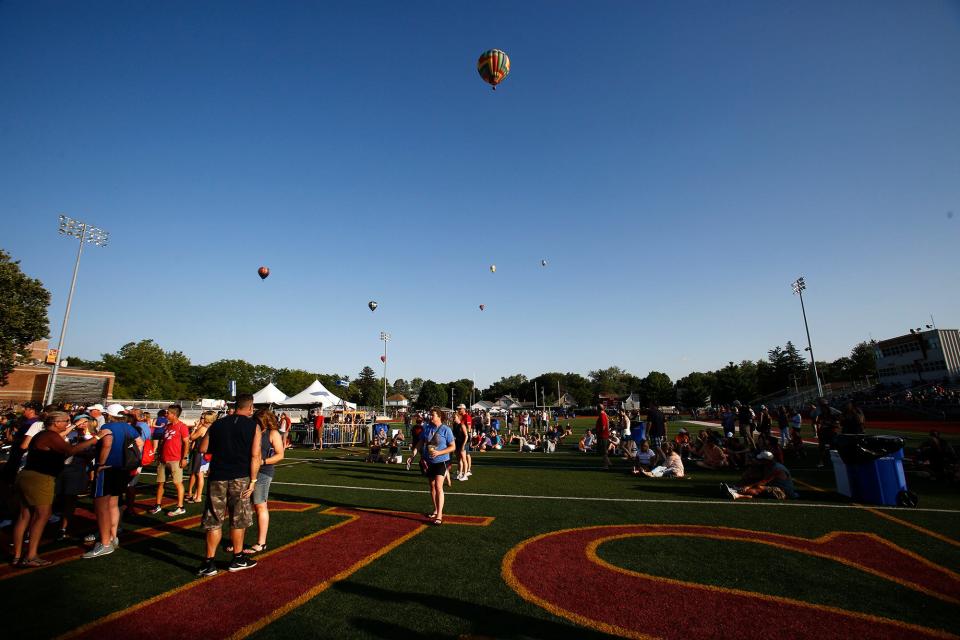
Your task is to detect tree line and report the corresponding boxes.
[63,337,877,410]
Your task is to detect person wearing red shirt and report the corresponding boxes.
[455,405,473,481]
[595,405,611,469]
[149,405,190,516]
[311,411,325,451]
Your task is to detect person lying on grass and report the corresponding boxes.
[723,450,798,500]
[640,442,685,478]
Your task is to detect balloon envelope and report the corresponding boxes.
[477,49,510,89]
[479,304,485,311]
[257,266,270,280]
[541,259,547,267]
[380,355,386,363]
[489,264,496,273]
[368,301,378,312]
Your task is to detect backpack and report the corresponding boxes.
[140,438,156,466]
[122,427,142,472]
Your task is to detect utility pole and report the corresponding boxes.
[46,215,109,405]
[379,332,390,417]
[792,277,823,397]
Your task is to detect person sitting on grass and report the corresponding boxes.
[578,430,595,453]
[758,434,784,464]
[785,426,806,459]
[723,451,798,500]
[386,432,404,463]
[640,442,685,478]
[673,428,692,459]
[608,432,621,457]
[696,438,729,470]
[723,436,750,470]
[621,436,637,460]
[632,439,657,475]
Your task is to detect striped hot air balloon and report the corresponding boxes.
[477,49,510,90]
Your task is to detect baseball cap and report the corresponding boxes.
[72,413,91,422]
[457,404,467,409]
[88,403,105,412]
[105,403,126,418]
[756,450,774,461]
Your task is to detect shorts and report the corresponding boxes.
[127,470,141,488]
[156,461,184,484]
[189,452,203,476]
[252,473,272,505]
[93,467,128,498]
[202,478,253,531]
[454,438,465,453]
[425,461,449,478]
[15,470,56,507]
[56,464,89,496]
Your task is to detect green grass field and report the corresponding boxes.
[3,418,958,639]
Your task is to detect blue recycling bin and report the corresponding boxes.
[630,422,646,444]
[833,435,911,506]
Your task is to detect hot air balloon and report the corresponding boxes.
[380,355,386,363]
[368,301,378,312]
[257,266,270,280]
[479,304,485,311]
[477,49,510,90]
[489,264,496,273]
[541,259,547,267]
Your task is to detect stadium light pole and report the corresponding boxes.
[45,215,109,405]
[379,331,390,417]
[791,277,823,398]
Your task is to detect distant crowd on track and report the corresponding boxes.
[1,393,957,572]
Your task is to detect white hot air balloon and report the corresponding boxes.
[541,259,547,267]
[368,300,378,312]
[489,264,496,273]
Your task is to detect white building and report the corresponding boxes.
[875,329,960,387]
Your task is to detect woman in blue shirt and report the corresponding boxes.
[420,407,455,525]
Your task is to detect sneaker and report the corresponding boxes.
[228,555,258,572]
[112,536,120,548]
[466,471,472,477]
[83,533,97,543]
[48,514,61,524]
[197,559,218,577]
[82,542,114,559]
[167,507,186,517]
[405,459,411,471]
[148,505,163,515]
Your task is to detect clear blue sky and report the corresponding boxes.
[2,1,958,389]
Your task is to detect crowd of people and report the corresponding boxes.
[0,395,286,574]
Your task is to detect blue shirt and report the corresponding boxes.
[101,422,141,467]
[421,424,455,463]
[135,421,152,442]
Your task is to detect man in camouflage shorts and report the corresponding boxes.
[197,394,262,577]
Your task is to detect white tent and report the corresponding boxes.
[252,382,288,405]
[281,380,356,409]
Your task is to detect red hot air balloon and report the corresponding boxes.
[258,266,270,280]
[380,355,386,364]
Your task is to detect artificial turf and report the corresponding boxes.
[2,420,958,639]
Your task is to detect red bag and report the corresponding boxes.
[141,439,156,466]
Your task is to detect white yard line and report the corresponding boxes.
[268,479,960,514]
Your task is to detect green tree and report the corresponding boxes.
[588,366,631,396]
[0,249,51,385]
[102,340,179,399]
[391,378,411,397]
[482,374,528,401]
[356,366,379,406]
[676,371,714,407]
[849,341,879,380]
[414,380,446,410]
[640,371,674,406]
[273,368,317,396]
[195,358,261,398]
[409,378,424,397]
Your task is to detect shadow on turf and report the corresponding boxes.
[335,582,613,640]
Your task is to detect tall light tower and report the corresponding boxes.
[791,276,823,398]
[379,331,390,417]
[45,216,109,405]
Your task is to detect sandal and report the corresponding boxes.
[431,517,443,526]
[19,557,52,568]
[9,557,20,566]
[242,543,267,555]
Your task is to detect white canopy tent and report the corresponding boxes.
[252,382,288,405]
[281,380,356,409]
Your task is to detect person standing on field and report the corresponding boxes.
[149,405,190,517]
[595,405,611,469]
[197,394,262,577]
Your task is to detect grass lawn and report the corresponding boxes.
[2,420,958,639]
